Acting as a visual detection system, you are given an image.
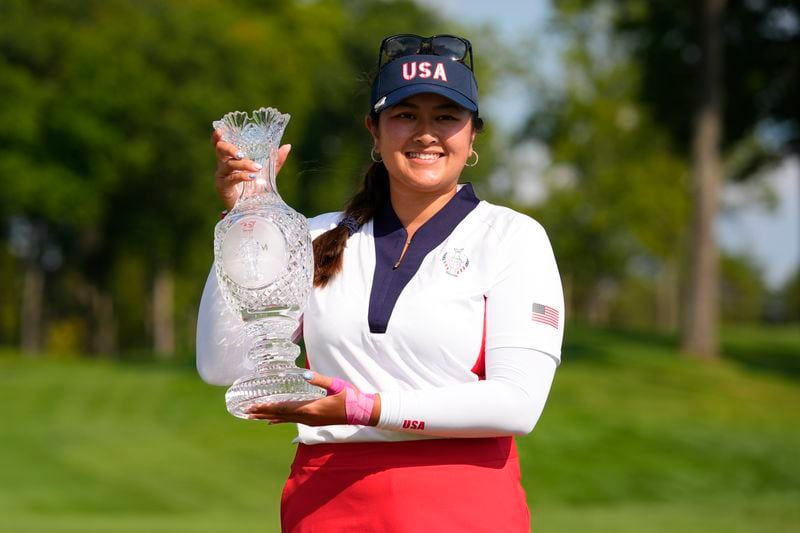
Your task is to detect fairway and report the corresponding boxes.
[1,325,798,532]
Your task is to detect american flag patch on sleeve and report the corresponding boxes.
[531,303,559,328]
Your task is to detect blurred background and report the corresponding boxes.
[0,0,798,531]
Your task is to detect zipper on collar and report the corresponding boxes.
[393,236,413,269]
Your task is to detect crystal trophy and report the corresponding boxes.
[212,107,324,418]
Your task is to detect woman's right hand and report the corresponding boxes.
[211,129,292,211]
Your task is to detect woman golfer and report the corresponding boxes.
[198,33,564,532]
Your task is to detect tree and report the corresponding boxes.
[542,0,798,352]
[516,5,689,328]
[776,267,800,322]
[682,0,726,358]
[719,252,767,323]
[610,0,798,356]
[0,0,468,357]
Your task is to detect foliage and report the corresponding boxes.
[776,267,800,322]
[556,0,800,160]
[519,0,798,328]
[720,252,768,323]
[516,6,689,322]
[0,0,500,355]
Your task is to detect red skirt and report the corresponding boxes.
[280,437,530,532]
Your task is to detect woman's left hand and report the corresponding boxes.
[245,371,381,427]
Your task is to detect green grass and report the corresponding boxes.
[721,323,800,377]
[526,323,800,532]
[1,324,798,532]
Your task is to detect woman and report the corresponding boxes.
[198,34,564,532]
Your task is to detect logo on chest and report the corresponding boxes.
[442,248,470,277]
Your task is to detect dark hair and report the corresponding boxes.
[311,110,484,287]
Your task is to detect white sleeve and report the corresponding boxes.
[485,215,564,361]
[195,268,253,386]
[376,347,557,437]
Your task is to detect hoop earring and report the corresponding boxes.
[465,150,479,167]
[371,147,383,163]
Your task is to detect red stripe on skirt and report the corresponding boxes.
[281,437,530,532]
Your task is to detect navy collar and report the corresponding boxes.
[368,183,480,333]
[373,183,480,237]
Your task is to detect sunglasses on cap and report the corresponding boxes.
[377,34,474,72]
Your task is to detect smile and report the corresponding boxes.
[406,152,443,160]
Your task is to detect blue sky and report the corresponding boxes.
[416,0,547,34]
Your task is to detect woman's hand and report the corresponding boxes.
[211,129,292,211]
[245,371,381,427]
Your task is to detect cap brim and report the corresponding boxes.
[374,83,478,113]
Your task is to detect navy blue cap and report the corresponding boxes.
[370,54,479,114]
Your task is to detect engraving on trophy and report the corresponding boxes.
[211,107,324,418]
[221,217,288,289]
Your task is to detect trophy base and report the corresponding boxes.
[225,364,326,419]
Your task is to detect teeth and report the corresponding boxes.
[407,152,441,160]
